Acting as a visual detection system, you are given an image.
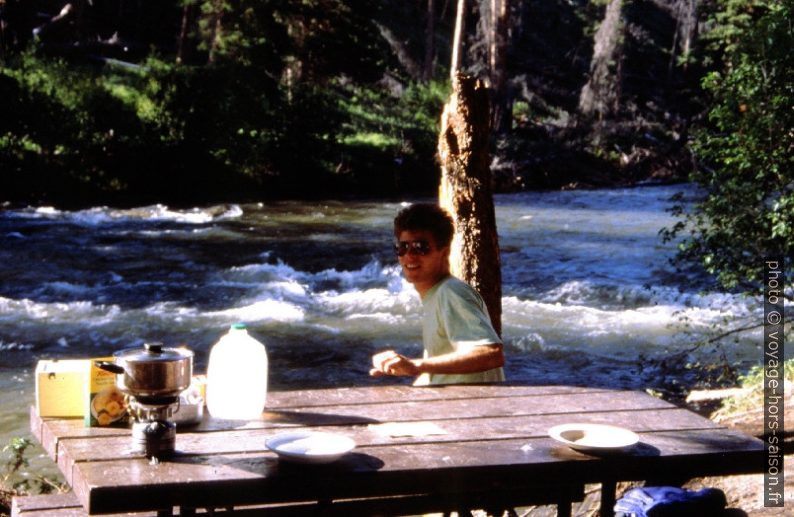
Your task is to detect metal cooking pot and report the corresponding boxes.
[96,342,193,399]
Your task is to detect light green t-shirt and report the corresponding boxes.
[414,276,505,386]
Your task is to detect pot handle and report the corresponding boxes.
[95,361,125,375]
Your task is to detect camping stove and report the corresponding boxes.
[95,342,194,462]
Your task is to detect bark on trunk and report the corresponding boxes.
[488,0,511,133]
[438,73,502,336]
[450,0,466,78]
[578,0,623,120]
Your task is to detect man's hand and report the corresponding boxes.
[369,350,420,377]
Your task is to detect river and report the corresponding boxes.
[0,184,769,477]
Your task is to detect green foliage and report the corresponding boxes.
[663,0,793,295]
[1,438,31,478]
[332,79,448,195]
[1,437,64,495]
[0,0,449,205]
[0,51,148,202]
[1,49,445,204]
[337,79,447,145]
[715,359,794,417]
[195,0,286,68]
[699,0,769,65]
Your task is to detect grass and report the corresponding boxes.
[712,358,794,421]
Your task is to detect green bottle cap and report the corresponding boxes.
[231,323,247,330]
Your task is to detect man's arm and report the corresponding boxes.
[370,344,504,377]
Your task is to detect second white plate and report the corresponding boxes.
[548,423,639,452]
[266,431,356,464]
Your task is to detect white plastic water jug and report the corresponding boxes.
[206,323,268,420]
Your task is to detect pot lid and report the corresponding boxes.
[114,342,193,363]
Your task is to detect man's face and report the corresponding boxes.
[395,230,450,293]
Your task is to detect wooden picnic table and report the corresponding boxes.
[30,384,764,516]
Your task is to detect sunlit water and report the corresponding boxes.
[0,184,778,479]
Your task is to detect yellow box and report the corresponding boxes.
[35,359,91,417]
[85,358,128,427]
[192,374,207,403]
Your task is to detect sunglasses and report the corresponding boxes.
[394,240,432,257]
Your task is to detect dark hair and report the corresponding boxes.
[394,203,455,247]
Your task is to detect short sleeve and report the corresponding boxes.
[436,280,502,351]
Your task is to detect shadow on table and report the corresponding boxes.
[168,450,385,474]
[550,442,661,460]
[668,429,763,449]
[278,452,386,472]
[266,410,381,426]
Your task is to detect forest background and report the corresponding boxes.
[0,0,792,294]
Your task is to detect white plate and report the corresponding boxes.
[548,423,639,452]
[266,431,356,464]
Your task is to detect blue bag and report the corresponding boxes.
[614,486,727,517]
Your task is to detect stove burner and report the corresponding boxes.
[127,396,180,460]
[132,394,179,406]
[132,420,176,461]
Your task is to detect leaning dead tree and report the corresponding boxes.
[579,0,624,120]
[668,0,698,74]
[438,73,502,336]
[486,0,511,133]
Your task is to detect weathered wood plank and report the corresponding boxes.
[68,428,763,514]
[30,405,126,463]
[267,384,609,408]
[33,388,675,461]
[292,485,584,516]
[28,406,42,443]
[57,407,719,467]
[11,492,158,516]
[12,493,81,515]
[30,385,619,453]
[263,389,675,426]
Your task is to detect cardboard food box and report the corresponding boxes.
[192,374,207,402]
[85,358,128,427]
[35,359,90,417]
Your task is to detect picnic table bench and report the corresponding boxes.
[27,384,765,516]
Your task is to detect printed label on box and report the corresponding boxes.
[85,359,128,427]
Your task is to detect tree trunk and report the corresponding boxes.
[376,21,423,80]
[578,0,624,120]
[488,0,510,133]
[668,0,698,75]
[438,73,502,336]
[207,0,224,64]
[176,1,197,64]
[450,0,466,79]
[423,0,436,82]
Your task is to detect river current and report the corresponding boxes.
[0,184,772,472]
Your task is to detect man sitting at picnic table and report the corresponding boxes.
[370,203,505,385]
